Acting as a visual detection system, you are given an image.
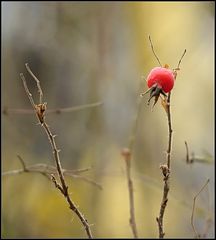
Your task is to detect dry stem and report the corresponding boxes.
[149,35,162,67]
[121,80,144,238]
[156,48,186,238]
[20,64,93,238]
[184,141,213,164]
[191,179,210,238]
[3,102,102,115]
[3,156,102,190]
[156,92,172,239]
[122,149,138,238]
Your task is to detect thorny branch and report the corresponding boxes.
[156,49,186,239]
[191,179,210,238]
[20,63,93,238]
[2,156,102,190]
[156,91,172,239]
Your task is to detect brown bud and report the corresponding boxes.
[121,148,131,161]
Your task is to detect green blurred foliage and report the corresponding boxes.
[2,2,214,238]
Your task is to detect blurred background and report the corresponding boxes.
[2,2,214,238]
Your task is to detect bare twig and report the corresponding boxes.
[25,63,43,104]
[17,155,28,171]
[129,89,143,152]
[3,102,103,115]
[148,35,162,67]
[156,48,186,238]
[201,182,213,238]
[64,166,93,174]
[20,63,93,238]
[184,141,213,165]
[122,149,138,238]
[68,174,103,190]
[156,91,172,239]
[185,141,190,164]
[121,80,144,238]
[191,179,210,238]
[20,73,36,109]
[177,49,187,69]
[2,157,102,190]
[190,158,213,164]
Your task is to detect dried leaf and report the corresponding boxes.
[161,97,169,114]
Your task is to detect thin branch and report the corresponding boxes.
[2,159,102,190]
[156,47,186,238]
[3,168,27,176]
[202,182,213,238]
[185,141,190,164]
[25,63,43,104]
[166,93,172,170]
[129,93,143,152]
[122,149,138,238]
[20,64,93,238]
[190,158,213,164]
[184,141,213,164]
[67,174,103,190]
[64,166,93,174]
[177,49,187,69]
[156,91,172,239]
[20,73,36,110]
[191,179,210,238]
[47,102,103,113]
[148,35,162,67]
[17,155,28,171]
[3,102,103,115]
[121,79,144,238]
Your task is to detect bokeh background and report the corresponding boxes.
[2,2,214,238]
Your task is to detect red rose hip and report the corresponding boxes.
[147,67,174,93]
[142,67,175,106]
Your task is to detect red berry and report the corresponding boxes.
[147,67,174,93]
[141,67,175,107]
